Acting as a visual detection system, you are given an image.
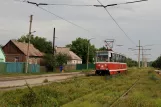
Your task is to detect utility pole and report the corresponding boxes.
[53,28,56,55]
[87,40,90,69]
[142,47,144,67]
[138,40,141,68]
[26,15,33,73]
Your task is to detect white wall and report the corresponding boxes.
[67,60,82,65]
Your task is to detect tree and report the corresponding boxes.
[98,46,107,51]
[44,54,56,71]
[44,53,70,71]
[18,35,53,54]
[55,53,71,66]
[125,58,138,67]
[66,38,96,64]
[152,56,161,69]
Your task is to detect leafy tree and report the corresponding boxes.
[44,53,70,71]
[125,58,138,67]
[55,53,71,66]
[152,56,161,69]
[66,44,72,48]
[66,38,96,64]
[44,54,56,71]
[98,46,107,51]
[18,35,53,54]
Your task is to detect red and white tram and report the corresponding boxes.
[95,51,127,75]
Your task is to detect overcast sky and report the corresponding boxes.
[0,0,161,61]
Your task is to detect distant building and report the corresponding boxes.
[56,47,82,65]
[2,40,43,65]
[0,47,5,62]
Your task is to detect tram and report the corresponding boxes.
[95,51,127,75]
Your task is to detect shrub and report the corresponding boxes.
[43,79,49,83]
[20,85,38,107]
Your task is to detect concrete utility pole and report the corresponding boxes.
[25,15,33,73]
[142,47,144,67]
[138,40,141,68]
[53,28,56,55]
[87,41,90,69]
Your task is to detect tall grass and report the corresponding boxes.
[0,68,160,107]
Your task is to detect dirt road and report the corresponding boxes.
[0,72,85,90]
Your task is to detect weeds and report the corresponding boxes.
[0,68,161,107]
[43,78,49,83]
[20,84,38,107]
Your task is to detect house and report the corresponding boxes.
[2,40,43,65]
[0,47,5,62]
[56,47,82,65]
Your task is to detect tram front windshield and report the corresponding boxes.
[96,51,108,62]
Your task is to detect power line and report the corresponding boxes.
[15,0,147,7]
[14,0,108,40]
[95,0,147,8]
[37,6,90,32]
[15,0,147,43]
[15,0,94,7]
[96,0,137,45]
[16,0,91,32]
[37,3,93,7]
[20,1,91,32]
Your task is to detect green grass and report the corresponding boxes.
[0,68,161,107]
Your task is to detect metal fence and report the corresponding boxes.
[76,64,95,70]
[0,62,40,73]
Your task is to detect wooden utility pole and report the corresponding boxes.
[53,28,56,55]
[138,40,141,68]
[25,15,33,73]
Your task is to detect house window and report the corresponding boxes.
[14,57,19,62]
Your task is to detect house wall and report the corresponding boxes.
[29,57,44,65]
[67,60,82,65]
[0,48,5,62]
[3,41,26,62]
[2,41,43,65]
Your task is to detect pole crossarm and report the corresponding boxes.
[129,48,151,51]
[134,54,151,55]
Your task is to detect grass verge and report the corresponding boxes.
[0,68,160,107]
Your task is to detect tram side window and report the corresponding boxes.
[116,54,119,62]
[112,53,116,62]
[118,55,121,62]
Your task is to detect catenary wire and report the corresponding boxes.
[96,0,137,45]
[37,6,90,32]
[15,0,147,7]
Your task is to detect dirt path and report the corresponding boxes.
[0,72,85,90]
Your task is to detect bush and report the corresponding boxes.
[20,85,38,107]
[43,79,49,83]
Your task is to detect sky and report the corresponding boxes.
[0,0,161,61]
